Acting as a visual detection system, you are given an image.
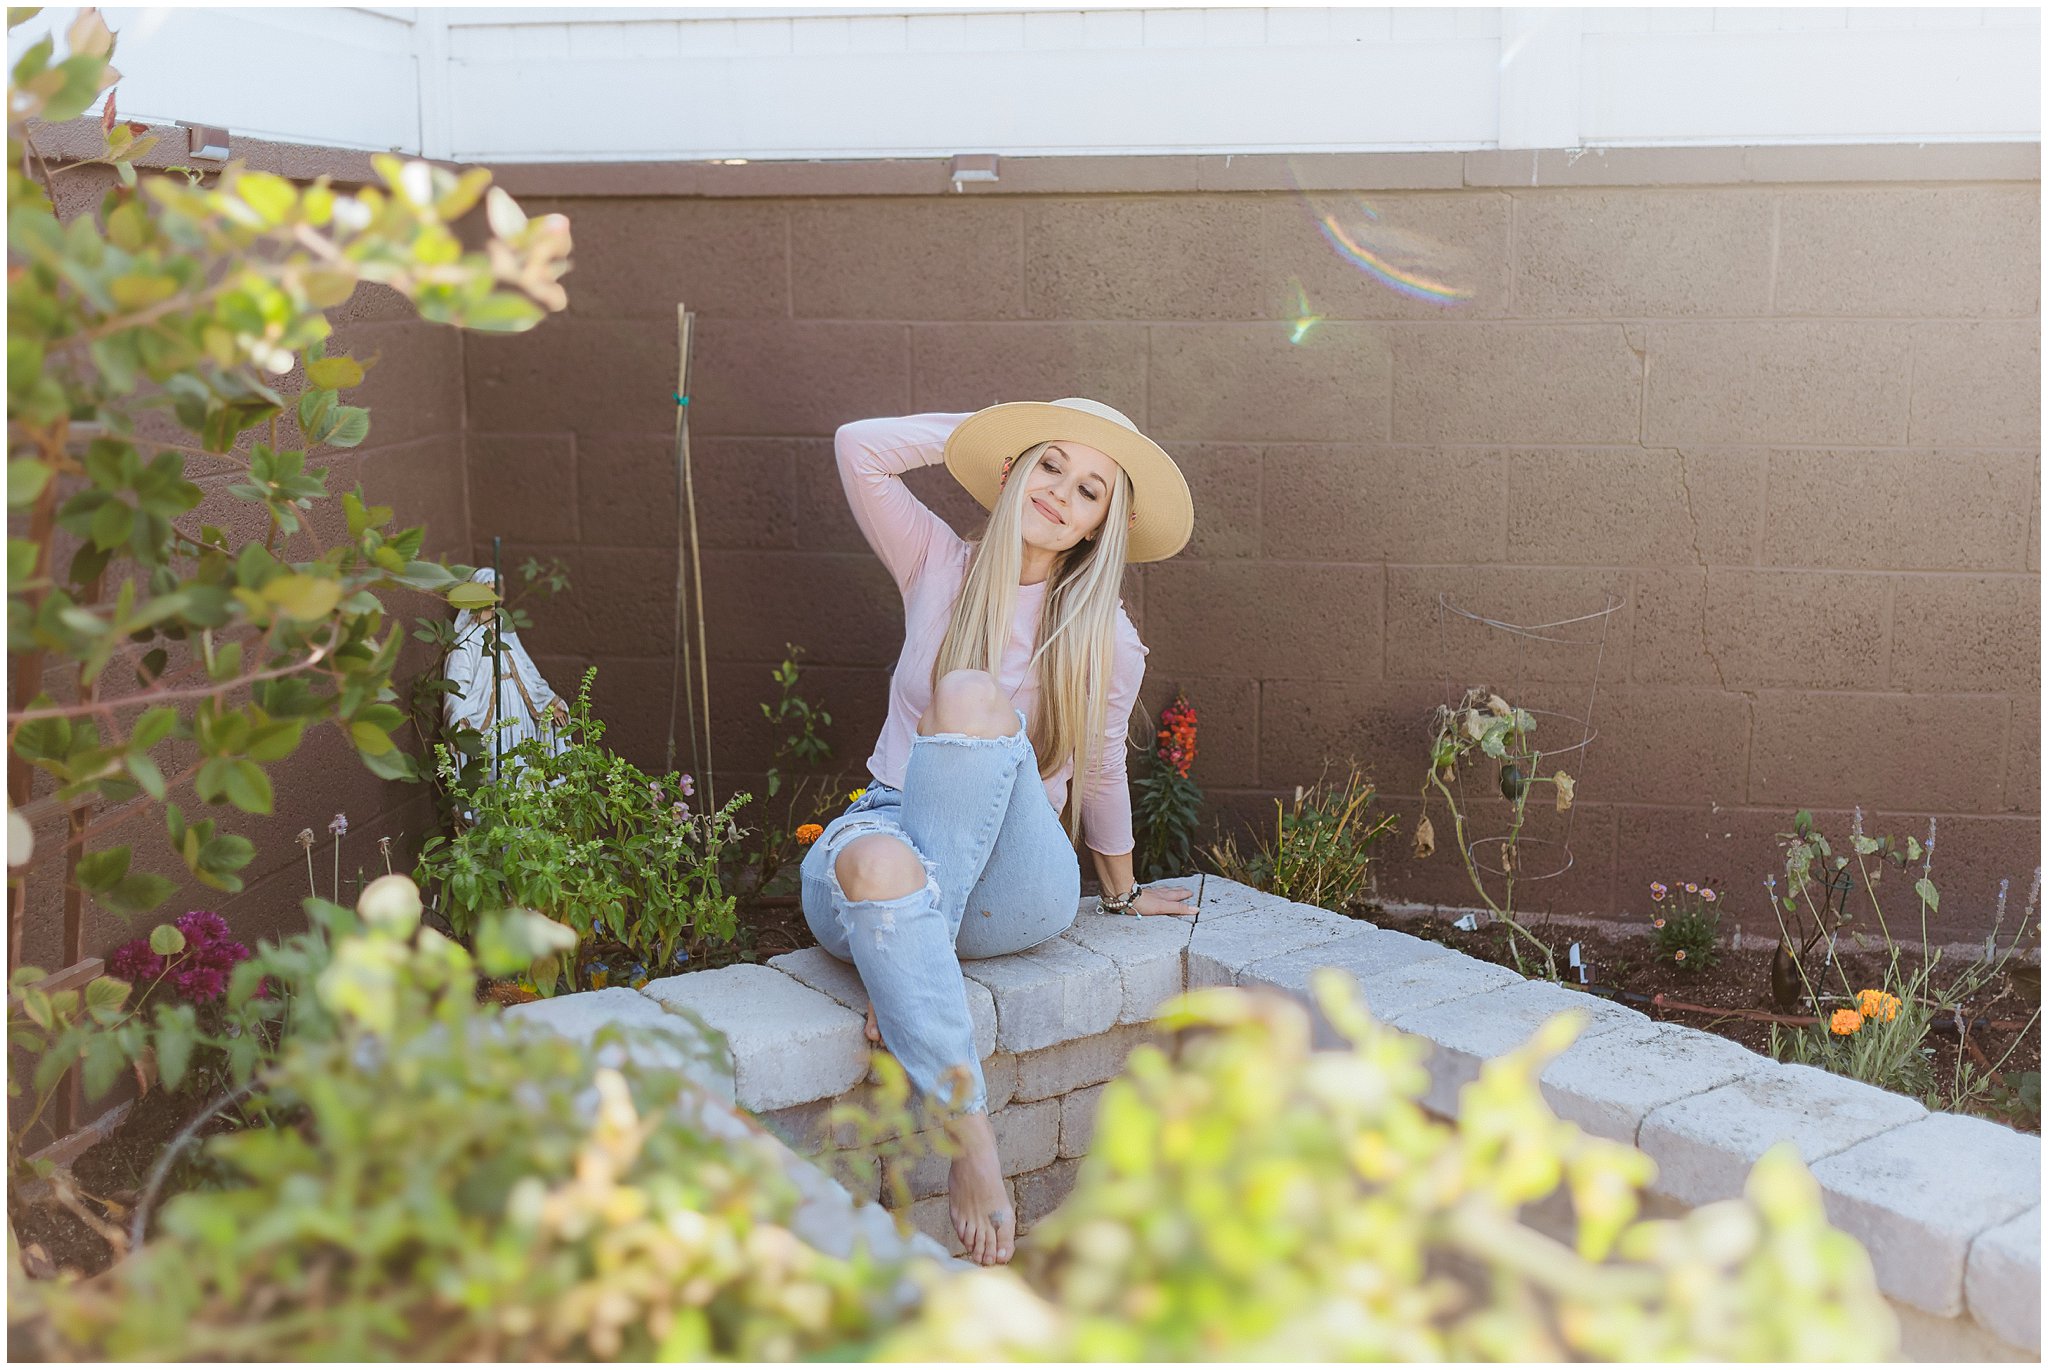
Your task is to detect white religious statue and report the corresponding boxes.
[443,567,571,781]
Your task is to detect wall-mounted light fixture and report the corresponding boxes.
[948,153,998,193]
[185,124,230,163]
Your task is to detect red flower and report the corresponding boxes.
[1155,692,1198,778]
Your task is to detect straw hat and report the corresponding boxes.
[943,398,1194,564]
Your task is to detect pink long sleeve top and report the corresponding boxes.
[835,412,1148,857]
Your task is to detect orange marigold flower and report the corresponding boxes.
[1830,1008,1865,1036]
[1856,988,1902,1023]
[795,823,824,845]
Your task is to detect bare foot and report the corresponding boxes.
[945,1110,1014,1266]
[864,1002,882,1045]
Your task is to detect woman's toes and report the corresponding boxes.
[953,1209,981,1263]
[993,1211,1015,1265]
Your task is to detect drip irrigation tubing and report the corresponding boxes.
[1577,981,2029,1034]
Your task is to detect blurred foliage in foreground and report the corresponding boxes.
[15,911,1898,1362]
[883,971,1898,1361]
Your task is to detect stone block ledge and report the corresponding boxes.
[510,877,2038,1358]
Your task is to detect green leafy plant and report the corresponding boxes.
[884,971,1899,1361]
[1766,809,2041,1119]
[1414,687,1575,979]
[1645,879,1722,973]
[413,670,750,992]
[7,890,362,1184]
[7,962,138,1179]
[6,8,569,945]
[1972,1068,2042,1130]
[1131,689,1205,883]
[16,891,1903,1360]
[1204,762,1396,913]
[740,645,851,902]
[12,875,912,1361]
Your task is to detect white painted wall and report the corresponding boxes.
[8,6,2040,162]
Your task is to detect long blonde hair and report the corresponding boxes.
[931,440,1136,843]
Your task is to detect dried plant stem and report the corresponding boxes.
[1424,765,1555,980]
[128,1078,261,1255]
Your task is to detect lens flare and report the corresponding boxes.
[1312,198,1475,305]
[1287,285,1324,345]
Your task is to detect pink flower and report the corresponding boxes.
[672,801,690,821]
[1649,882,1667,895]
[1650,887,1666,903]
[678,774,696,798]
[1700,888,1717,903]
[328,812,349,837]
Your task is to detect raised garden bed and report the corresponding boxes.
[1370,906,2042,1136]
[507,876,2041,1361]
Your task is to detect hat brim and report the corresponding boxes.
[943,403,1194,564]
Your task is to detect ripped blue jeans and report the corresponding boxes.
[799,706,1081,1115]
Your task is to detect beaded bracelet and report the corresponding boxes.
[1098,883,1143,916]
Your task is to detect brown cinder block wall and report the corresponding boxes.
[471,148,2040,945]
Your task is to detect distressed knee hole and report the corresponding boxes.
[920,669,1018,740]
[834,832,928,904]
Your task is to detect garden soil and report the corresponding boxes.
[11,1082,244,1278]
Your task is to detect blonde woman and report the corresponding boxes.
[800,400,1197,1267]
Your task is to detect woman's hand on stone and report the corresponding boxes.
[1132,884,1196,917]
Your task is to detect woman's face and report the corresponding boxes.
[1017,440,1122,554]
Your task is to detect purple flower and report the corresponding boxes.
[329,812,349,837]
[175,910,231,948]
[197,937,251,972]
[107,937,166,986]
[672,801,690,821]
[173,965,227,1004]
[649,782,664,803]
[678,774,695,798]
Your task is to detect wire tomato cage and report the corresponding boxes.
[1432,590,1626,890]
